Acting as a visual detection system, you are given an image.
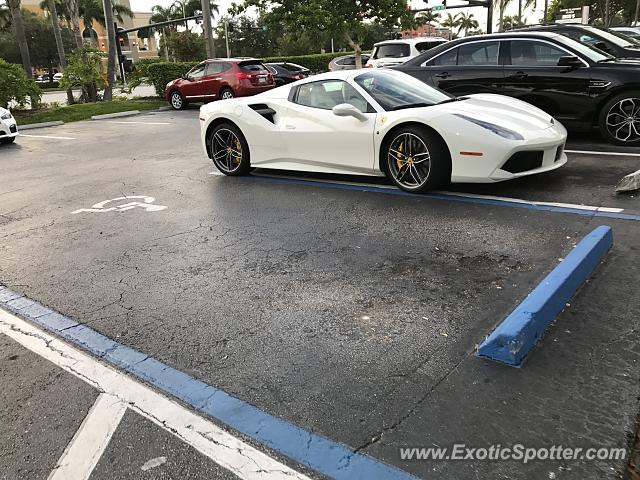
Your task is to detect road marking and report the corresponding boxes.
[247,174,640,221]
[0,308,312,480]
[19,134,75,140]
[71,196,167,214]
[49,393,127,480]
[0,289,418,480]
[108,121,171,125]
[566,149,640,157]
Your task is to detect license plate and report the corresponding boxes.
[257,76,266,84]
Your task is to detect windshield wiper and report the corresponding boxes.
[437,96,469,105]
[391,102,432,110]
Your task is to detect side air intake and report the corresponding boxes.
[249,104,276,124]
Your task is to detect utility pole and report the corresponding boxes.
[224,20,230,57]
[200,0,215,58]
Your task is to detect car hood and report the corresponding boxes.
[430,93,556,131]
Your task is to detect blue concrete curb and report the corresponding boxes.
[476,225,613,367]
[0,286,418,480]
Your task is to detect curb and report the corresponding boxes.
[476,225,613,367]
[18,120,64,130]
[91,110,140,120]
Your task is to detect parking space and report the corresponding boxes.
[1,111,639,479]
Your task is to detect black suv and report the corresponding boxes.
[513,24,640,59]
[394,31,640,145]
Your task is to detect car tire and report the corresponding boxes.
[0,136,15,144]
[599,91,640,145]
[169,90,187,110]
[382,125,450,193]
[219,88,235,100]
[209,122,251,176]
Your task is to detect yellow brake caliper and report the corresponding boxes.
[397,141,404,170]
[234,139,242,165]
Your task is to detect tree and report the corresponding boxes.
[79,0,133,44]
[48,0,74,104]
[495,0,512,31]
[456,12,479,36]
[0,2,11,32]
[7,0,32,77]
[64,0,83,47]
[502,14,525,29]
[59,44,105,93]
[419,10,441,27]
[244,0,423,68]
[102,0,117,101]
[0,58,41,107]
[441,12,460,30]
[546,0,638,24]
[163,29,206,60]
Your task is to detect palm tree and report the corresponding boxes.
[419,10,440,27]
[495,0,511,31]
[46,0,74,103]
[441,12,459,37]
[456,12,479,36]
[7,0,32,77]
[79,0,133,44]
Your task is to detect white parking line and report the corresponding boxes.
[108,121,171,125]
[566,149,640,157]
[49,393,127,480]
[19,134,75,140]
[0,308,311,480]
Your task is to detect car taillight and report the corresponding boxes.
[235,72,251,80]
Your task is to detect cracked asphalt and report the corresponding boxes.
[1,109,639,479]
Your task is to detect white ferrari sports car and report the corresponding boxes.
[199,69,567,192]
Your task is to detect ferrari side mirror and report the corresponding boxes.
[332,103,368,121]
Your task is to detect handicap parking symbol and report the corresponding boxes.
[71,196,168,214]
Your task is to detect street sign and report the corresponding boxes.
[432,5,446,10]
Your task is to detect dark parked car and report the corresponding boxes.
[513,24,640,59]
[265,62,310,86]
[165,58,275,110]
[394,31,640,145]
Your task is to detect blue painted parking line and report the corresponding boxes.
[0,285,418,480]
[248,175,640,221]
[476,225,613,367]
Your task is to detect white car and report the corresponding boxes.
[366,38,448,68]
[610,26,640,40]
[0,107,18,144]
[199,69,567,193]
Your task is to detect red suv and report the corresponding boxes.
[165,58,275,110]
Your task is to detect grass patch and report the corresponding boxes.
[14,99,167,125]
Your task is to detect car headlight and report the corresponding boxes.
[1,113,12,120]
[454,114,524,141]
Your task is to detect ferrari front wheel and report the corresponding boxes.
[384,126,449,193]
[209,123,251,176]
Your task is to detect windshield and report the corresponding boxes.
[608,29,640,45]
[354,69,452,111]
[581,25,639,47]
[373,43,411,59]
[555,35,614,62]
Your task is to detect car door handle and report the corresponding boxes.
[434,72,450,79]
[509,71,528,80]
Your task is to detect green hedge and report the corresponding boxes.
[147,61,196,96]
[261,52,357,72]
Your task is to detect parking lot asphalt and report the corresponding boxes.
[1,109,639,479]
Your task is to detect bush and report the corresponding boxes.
[261,52,358,73]
[0,60,42,108]
[124,57,163,93]
[146,61,197,97]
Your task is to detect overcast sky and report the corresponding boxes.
[129,0,547,36]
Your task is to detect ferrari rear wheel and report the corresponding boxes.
[384,126,449,193]
[209,123,251,176]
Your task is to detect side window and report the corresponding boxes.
[267,66,277,75]
[294,80,372,112]
[415,41,441,53]
[430,47,458,66]
[218,63,232,73]
[188,63,206,79]
[457,41,499,66]
[510,41,566,66]
[205,63,221,75]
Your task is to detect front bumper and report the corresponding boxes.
[0,118,18,138]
